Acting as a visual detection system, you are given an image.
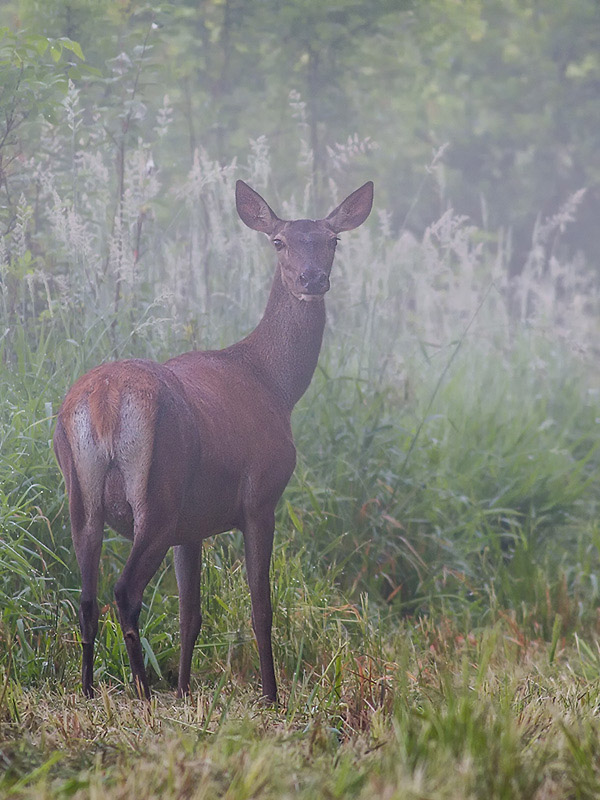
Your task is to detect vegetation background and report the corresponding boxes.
[2,1,600,797]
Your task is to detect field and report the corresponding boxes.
[2,50,600,794]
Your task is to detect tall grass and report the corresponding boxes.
[2,37,600,800]
[1,71,600,710]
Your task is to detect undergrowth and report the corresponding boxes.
[2,624,600,798]
[2,42,600,799]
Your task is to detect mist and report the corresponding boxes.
[2,4,600,794]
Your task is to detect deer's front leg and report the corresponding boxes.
[174,541,203,697]
[243,510,277,704]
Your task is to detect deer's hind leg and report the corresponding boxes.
[55,421,104,699]
[75,514,104,698]
[111,386,194,699]
[113,510,171,700]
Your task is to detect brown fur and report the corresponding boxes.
[86,372,123,454]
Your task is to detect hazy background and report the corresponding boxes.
[3,0,600,272]
[4,5,600,793]
[2,0,600,691]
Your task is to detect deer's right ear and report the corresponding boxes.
[236,181,280,235]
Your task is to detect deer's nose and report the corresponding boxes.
[298,270,330,294]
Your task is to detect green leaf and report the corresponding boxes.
[286,501,303,533]
[27,34,50,57]
[59,38,85,62]
[141,636,162,678]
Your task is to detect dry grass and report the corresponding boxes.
[2,621,600,799]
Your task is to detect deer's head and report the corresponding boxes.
[236,180,373,301]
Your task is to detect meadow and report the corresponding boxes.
[2,80,600,797]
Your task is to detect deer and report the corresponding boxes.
[53,179,373,703]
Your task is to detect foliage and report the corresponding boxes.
[0,27,88,237]
[397,0,600,270]
[3,0,600,266]
[2,629,600,798]
[1,50,599,686]
[1,3,600,796]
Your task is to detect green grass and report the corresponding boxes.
[2,314,600,797]
[2,622,600,798]
[2,123,600,795]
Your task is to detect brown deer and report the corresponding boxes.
[53,179,373,703]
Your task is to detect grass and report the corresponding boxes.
[2,622,600,798]
[2,92,600,795]
[2,315,600,797]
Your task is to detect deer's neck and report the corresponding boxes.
[235,266,326,409]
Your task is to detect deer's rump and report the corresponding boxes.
[54,359,198,539]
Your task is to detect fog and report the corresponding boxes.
[3,1,599,365]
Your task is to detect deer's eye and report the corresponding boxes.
[272,238,285,251]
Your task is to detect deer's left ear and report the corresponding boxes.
[325,181,374,233]
[236,180,281,235]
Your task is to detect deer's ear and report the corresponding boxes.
[236,181,281,235]
[325,181,374,233]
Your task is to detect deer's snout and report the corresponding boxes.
[298,270,330,295]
